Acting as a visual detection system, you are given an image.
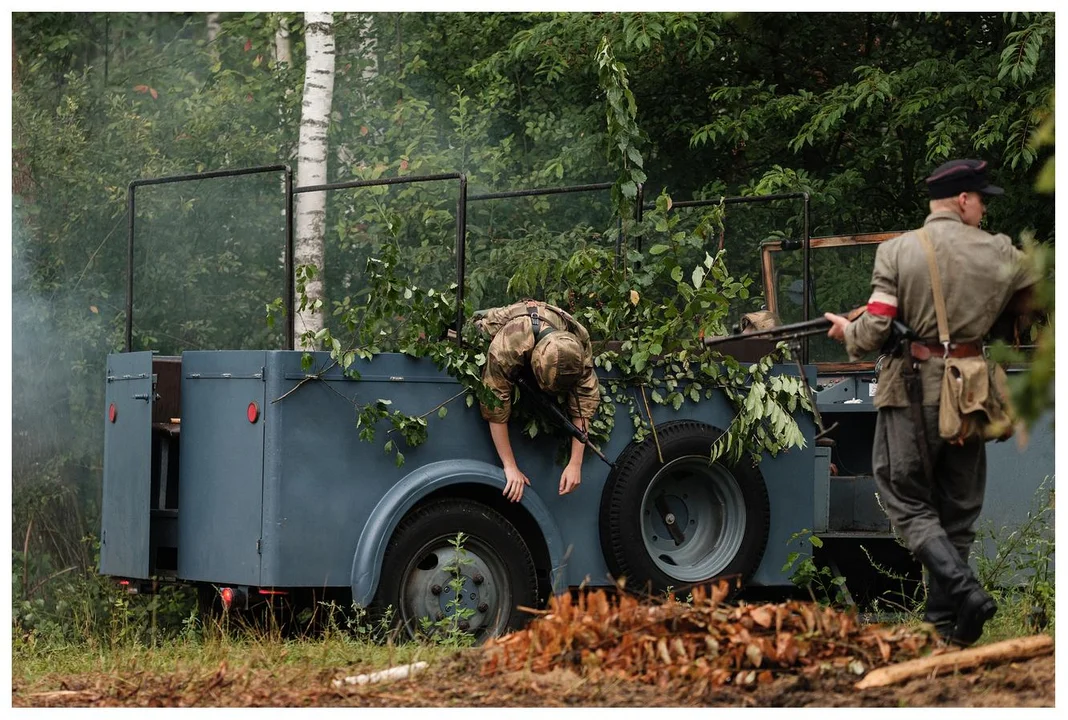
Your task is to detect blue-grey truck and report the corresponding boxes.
[99,166,1053,639]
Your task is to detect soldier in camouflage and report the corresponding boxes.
[471,300,600,503]
[824,159,1037,646]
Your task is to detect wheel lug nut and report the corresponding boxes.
[435,612,444,621]
[472,573,484,585]
[477,602,489,613]
[458,619,470,631]
[430,584,442,595]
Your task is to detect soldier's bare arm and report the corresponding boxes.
[559,417,586,496]
[488,421,531,503]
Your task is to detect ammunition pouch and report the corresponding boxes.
[938,356,1015,444]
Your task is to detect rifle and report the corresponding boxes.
[514,374,616,470]
[702,306,868,349]
[701,308,916,442]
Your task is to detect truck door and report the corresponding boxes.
[100,351,154,579]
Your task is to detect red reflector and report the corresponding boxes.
[220,587,234,609]
[257,588,288,596]
[118,579,129,585]
[109,403,117,423]
[247,401,259,423]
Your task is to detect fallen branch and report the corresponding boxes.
[855,634,1053,690]
[27,690,100,702]
[332,661,429,688]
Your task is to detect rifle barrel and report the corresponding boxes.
[703,317,832,347]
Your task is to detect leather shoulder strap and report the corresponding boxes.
[916,227,951,347]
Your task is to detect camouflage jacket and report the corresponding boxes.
[471,301,600,423]
[844,211,1036,407]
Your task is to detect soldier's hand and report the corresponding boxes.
[559,463,582,496]
[503,465,531,503]
[824,312,850,343]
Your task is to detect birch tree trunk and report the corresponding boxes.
[294,12,335,344]
[205,13,221,43]
[273,14,291,66]
[205,13,221,64]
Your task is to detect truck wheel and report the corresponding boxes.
[599,420,770,595]
[373,498,538,643]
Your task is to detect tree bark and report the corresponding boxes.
[274,14,292,66]
[206,13,221,44]
[855,635,1054,690]
[294,12,336,345]
[205,12,221,64]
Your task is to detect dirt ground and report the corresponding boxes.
[13,649,1054,708]
[14,588,1054,708]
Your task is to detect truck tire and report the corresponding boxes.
[598,420,770,595]
[373,498,538,643]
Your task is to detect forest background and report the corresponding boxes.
[8,11,1055,638]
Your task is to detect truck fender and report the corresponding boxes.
[349,459,567,607]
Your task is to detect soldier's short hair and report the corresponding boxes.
[531,331,584,392]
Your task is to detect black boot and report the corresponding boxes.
[923,570,957,640]
[915,535,996,646]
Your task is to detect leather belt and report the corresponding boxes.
[909,340,983,361]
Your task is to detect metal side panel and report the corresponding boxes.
[981,409,1056,567]
[100,352,154,579]
[177,351,266,586]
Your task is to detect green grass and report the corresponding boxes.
[12,587,471,688]
[13,622,463,687]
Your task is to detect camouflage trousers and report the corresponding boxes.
[872,405,987,558]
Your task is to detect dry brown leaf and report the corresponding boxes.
[746,643,764,668]
[876,634,891,663]
[750,606,774,628]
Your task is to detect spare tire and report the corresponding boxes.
[598,420,770,594]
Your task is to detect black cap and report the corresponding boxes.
[925,159,1004,199]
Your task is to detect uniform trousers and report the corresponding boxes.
[871,405,987,559]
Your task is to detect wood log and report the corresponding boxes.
[856,634,1053,690]
[26,690,99,701]
[332,661,429,688]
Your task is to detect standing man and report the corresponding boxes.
[824,159,1036,645]
[473,300,601,503]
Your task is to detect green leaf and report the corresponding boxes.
[692,265,706,289]
[649,244,670,255]
[438,406,448,419]
[671,266,684,283]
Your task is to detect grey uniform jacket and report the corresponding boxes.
[843,211,1035,408]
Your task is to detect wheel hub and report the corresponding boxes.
[400,543,505,635]
[639,456,746,582]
